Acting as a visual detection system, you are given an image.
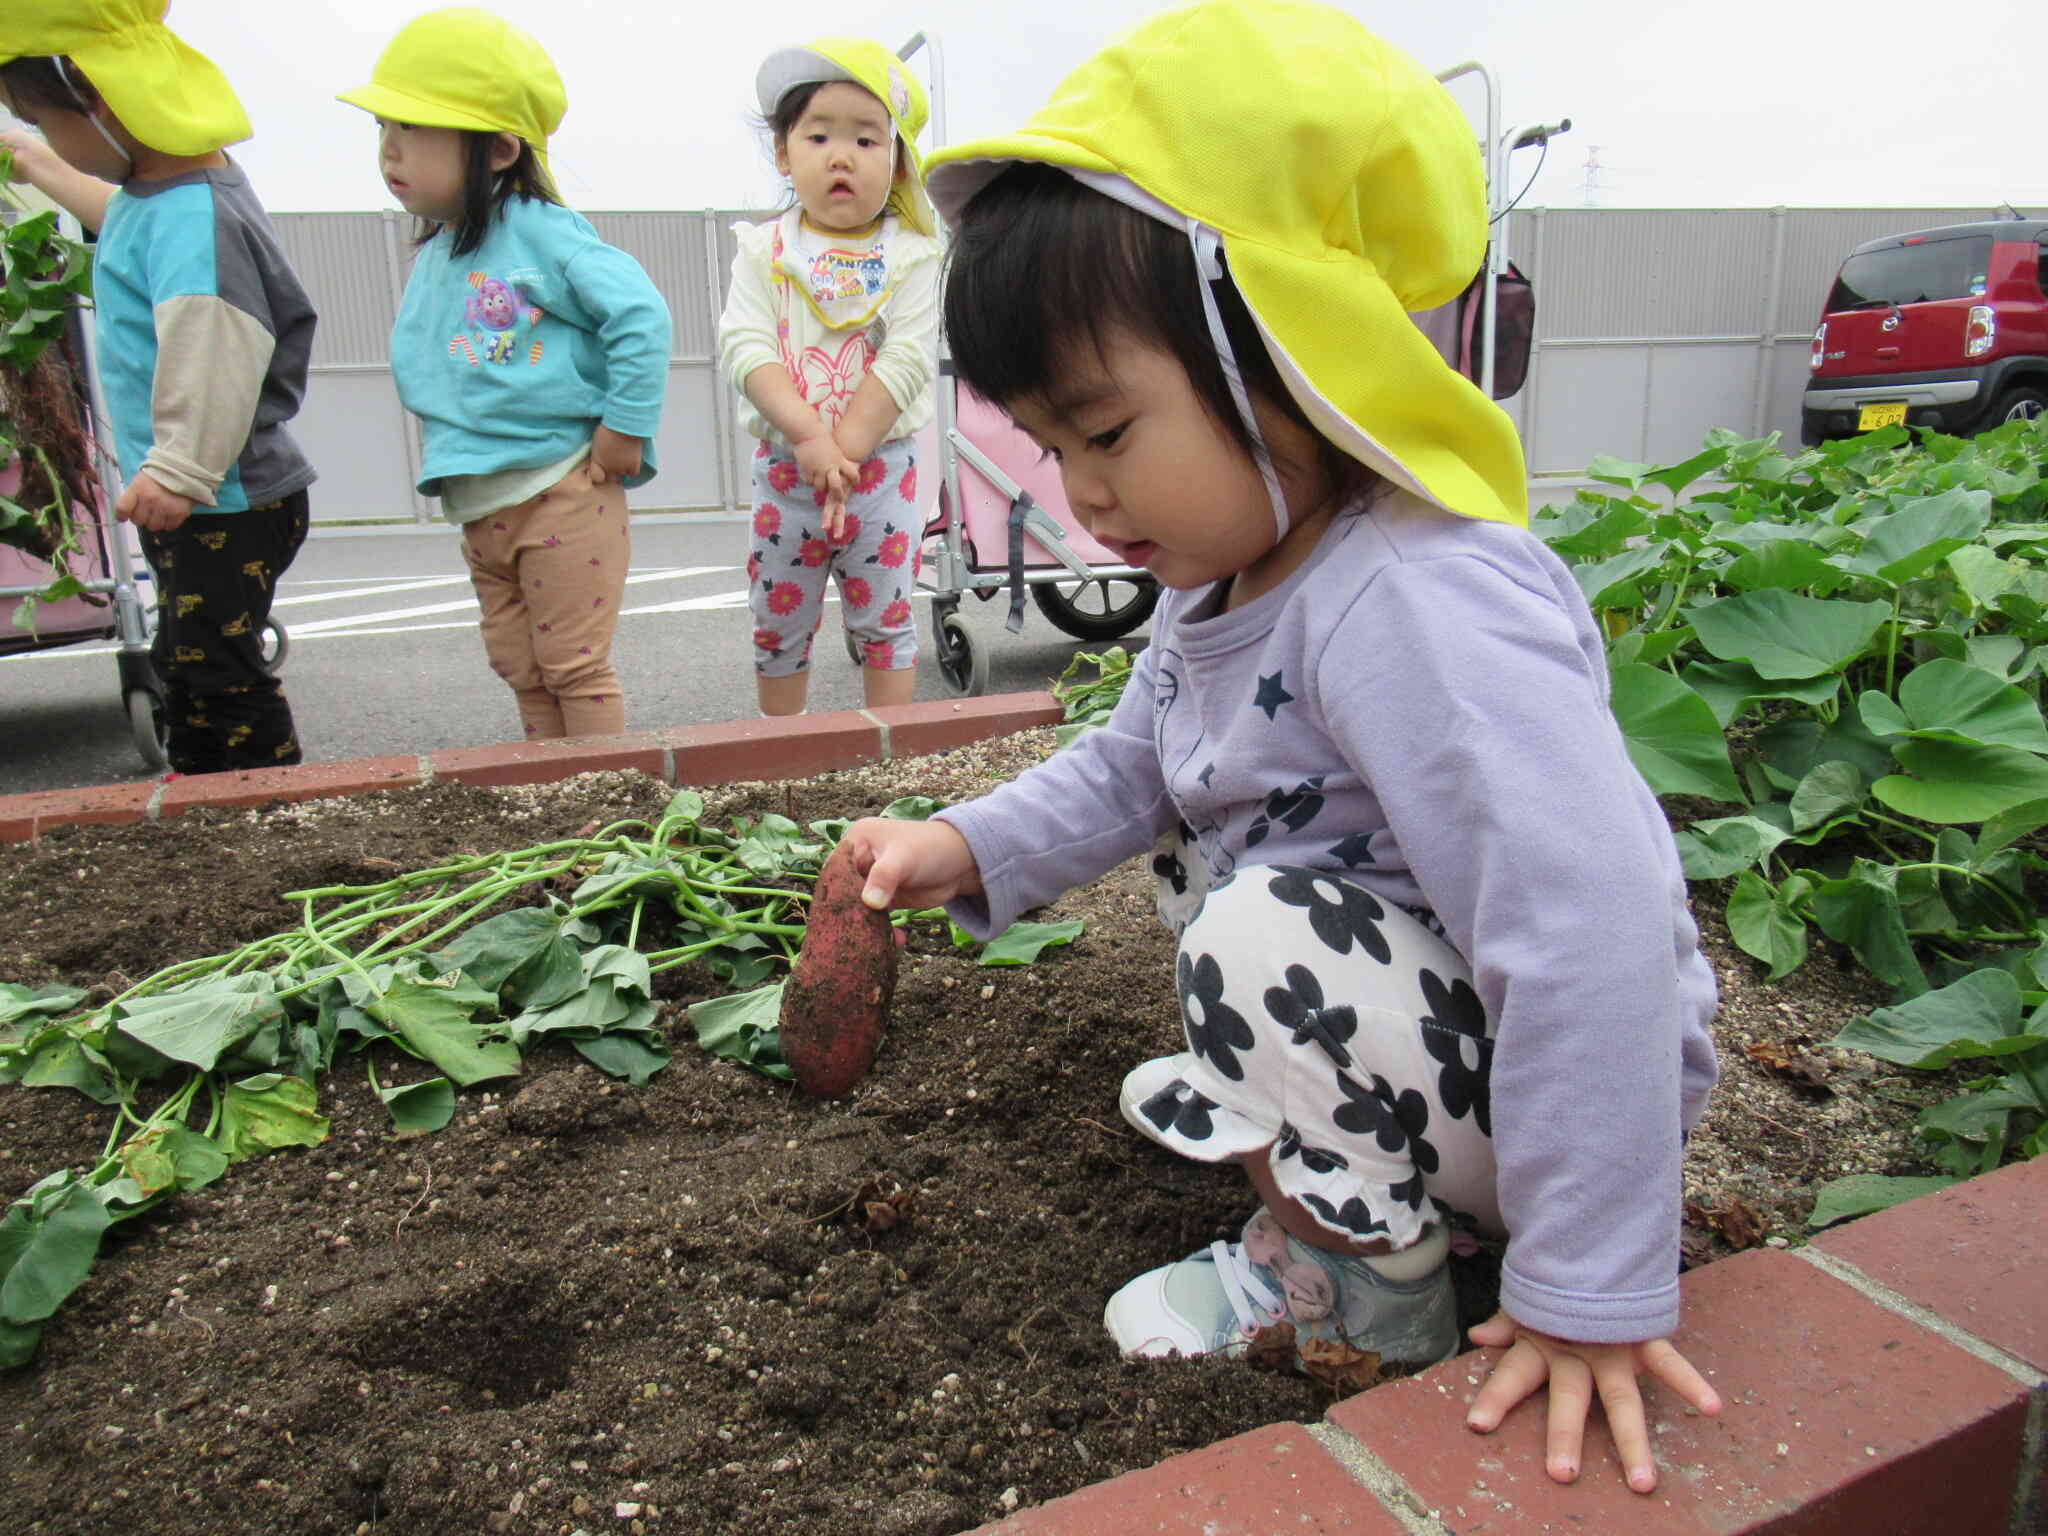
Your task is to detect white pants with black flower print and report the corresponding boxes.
[1125,857,1504,1253]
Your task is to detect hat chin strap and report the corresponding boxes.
[1186,222,1291,543]
[54,57,132,169]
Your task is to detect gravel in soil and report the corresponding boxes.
[0,730,1938,1535]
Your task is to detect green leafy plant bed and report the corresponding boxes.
[1550,418,2048,1205]
[0,735,1936,1535]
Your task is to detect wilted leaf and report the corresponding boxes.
[1742,1039,1832,1093]
[1684,1198,1766,1251]
[216,1074,331,1162]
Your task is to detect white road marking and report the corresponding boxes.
[6,566,754,655]
[271,576,471,608]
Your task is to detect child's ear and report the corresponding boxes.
[487,131,522,173]
[773,137,791,178]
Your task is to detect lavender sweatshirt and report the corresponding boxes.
[937,491,1719,1343]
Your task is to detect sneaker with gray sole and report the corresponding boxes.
[1103,1208,1459,1381]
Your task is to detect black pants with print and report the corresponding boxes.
[140,491,308,775]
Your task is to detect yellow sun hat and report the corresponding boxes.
[756,36,933,236]
[337,7,565,177]
[924,0,1526,528]
[0,0,250,156]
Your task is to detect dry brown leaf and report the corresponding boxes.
[1743,1039,1834,1094]
[850,1174,913,1233]
[1685,1197,1766,1251]
[1298,1336,1385,1394]
[1242,1321,1298,1373]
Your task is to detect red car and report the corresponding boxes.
[1801,219,2048,444]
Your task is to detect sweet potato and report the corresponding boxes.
[779,842,900,1097]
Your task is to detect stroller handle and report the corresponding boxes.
[1510,119,1572,151]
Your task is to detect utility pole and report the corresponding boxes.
[1580,144,1610,208]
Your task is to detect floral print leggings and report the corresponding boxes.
[461,460,630,739]
[747,438,920,677]
[1127,848,1505,1252]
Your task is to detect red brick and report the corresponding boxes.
[661,710,881,786]
[958,1423,1407,1535]
[1327,1250,2028,1534]
[428,734,668,789]
[156,756,426,818]
[868,692,1065,760]
[0,796,39,843]
[3,783,155,839]
[1813,1156,2048,1375]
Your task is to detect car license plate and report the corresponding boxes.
[1858,401,1909,430]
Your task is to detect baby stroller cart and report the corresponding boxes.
[922,379,1159,696]
[0,304,170,770]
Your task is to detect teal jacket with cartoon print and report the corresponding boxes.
[390,196,671,494]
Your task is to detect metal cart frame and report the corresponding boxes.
[0,305,169,768]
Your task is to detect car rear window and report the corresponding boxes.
[1827,235,1994,310]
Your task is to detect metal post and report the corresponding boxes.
[702,211,739,514]
[1752,207,1789,438]
[1520,206,1549,468]
[1433,62,1502,399]
[379,208,433,523]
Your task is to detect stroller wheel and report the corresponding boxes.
[260,617,290,675]
[125,686,169,771]
[260,618,288,675]
[934,610,988,697]
[1032,577,1159,641]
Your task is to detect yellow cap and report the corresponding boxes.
[337,7,564,174]
[0,0,250,157]
[925,0,1526,527]
[757,37,933,236]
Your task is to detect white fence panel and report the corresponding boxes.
[247,202,2038,518]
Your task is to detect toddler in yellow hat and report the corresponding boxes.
[338,8,672,743]
[717,37,941,718]
[1,1,316,776]
[841,0,1725,1498]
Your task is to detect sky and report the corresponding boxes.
[13,0,2047,215]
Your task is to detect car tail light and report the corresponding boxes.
[1810,323,1827,372]
[1965,305,1995,358]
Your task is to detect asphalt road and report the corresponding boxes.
[0,516,1154,796]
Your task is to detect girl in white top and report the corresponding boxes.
[718,36,941,716]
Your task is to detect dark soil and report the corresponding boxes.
[0,731,1929,1536]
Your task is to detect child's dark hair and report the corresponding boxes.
[416,130,559,258]
[943,164,1376,509]
[765,82,822,145]
[0,56,102,116]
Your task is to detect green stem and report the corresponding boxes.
[644,934,791,973]
[298,897,380,992]
[1650,562,1694,634]
[685,877,813,904]
[87,1072,205,1188]
[1884,589,1903,697]
[1863,811,1939,846]
[1894,858,2038,929]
